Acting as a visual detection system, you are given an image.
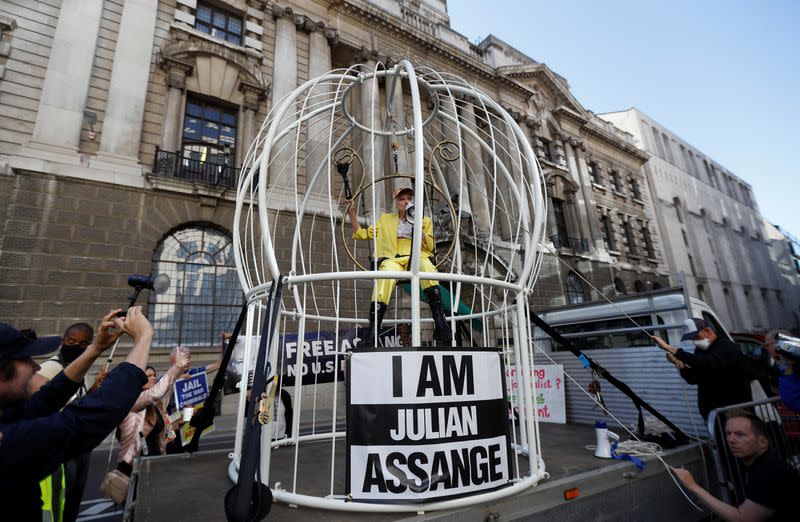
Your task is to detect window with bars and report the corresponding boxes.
[552,198,569,239]
[182,96,238,167]
[611,171,624,193]
[564,273,586,304]
[539,138,554,162]
[195,3,243,45]
[623,217,637,255]
[600,213,616,251]
[629,176,642,200]
[149,224,242,348]
[639,220,655,257]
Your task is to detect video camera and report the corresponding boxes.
[776,333,800,360]
[115,273,171,317]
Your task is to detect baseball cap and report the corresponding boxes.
[680,318,708,341]
[0,324,62,361]
[393,187,414,199]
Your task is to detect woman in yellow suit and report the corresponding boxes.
[346,187,451,347]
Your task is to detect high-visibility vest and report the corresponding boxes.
[39,464,66,522]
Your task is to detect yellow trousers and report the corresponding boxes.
[374,238,438,304]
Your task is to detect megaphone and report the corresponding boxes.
[593,421,619,459]
[405,201,416,225]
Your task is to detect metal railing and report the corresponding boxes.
[707,397,800,504]
[550,234,590,253]
[151,148,240,189]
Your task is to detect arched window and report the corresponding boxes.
[634,280,646,293]
[614,277,626,294]
[652,281,663,290]
[149,223,242,348]
[564,273,586,304]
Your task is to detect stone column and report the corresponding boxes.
[563,140,590,240]
[269,5,298,187]
[438,96,462,202]
[239,82,265,162]
[461,103,491,240]
[29,0,103,156]
[565,193,583,242]
[159,58,193,153]
[95,0,159,168]
[573,143,603,251]
[358,54,386,218]
[305,24,335,196]
[492,118,515,240]
[388,68,409,186]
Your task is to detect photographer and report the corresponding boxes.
[0,307,155,520]
[765,331,800,412]
[116,347,190,474]
[652,318,751,421]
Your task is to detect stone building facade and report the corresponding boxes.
[600,108,800,332]
[0,0,669,345]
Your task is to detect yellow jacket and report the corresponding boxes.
[353,212,435,260]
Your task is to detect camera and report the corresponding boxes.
[115,273,171,317]
[776,333,800,360]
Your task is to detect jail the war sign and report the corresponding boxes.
[347,349,511,502]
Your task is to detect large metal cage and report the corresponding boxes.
[228,60,550,512]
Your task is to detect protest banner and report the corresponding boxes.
[505,364,566,424]
[347,349,511,502]
[279,326,407,386]
[174,371,214,445]
[225,327,410,390]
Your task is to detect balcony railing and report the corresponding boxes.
[550,234,590,253]
[151,148,240,189]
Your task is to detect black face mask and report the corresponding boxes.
[60,344,85,365]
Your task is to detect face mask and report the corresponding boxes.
[693,338,711,350]
[60,344,84,365]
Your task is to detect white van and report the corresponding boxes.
[533,286,732,353]
[530,286,731,436]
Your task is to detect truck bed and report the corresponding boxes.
[130,423,708,521]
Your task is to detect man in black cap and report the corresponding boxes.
[0,307,155,520]
[652,317,751,420]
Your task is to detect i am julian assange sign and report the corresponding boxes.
[347,349,511,503]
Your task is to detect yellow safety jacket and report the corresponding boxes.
[353,212,434,260]
[40,464,66,522]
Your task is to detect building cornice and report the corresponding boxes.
[582,121,650,163]
[328,0,536,101]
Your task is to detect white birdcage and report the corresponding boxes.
[229,61,549,513]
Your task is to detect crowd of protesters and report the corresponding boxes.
[2,304,799,521]
[0,308,226,520]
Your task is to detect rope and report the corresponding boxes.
[531,340,705,512]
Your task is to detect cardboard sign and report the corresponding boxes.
[506,364,566,424]
[347,349,511,502]
[174,371,214,445]
[174,371,209,408]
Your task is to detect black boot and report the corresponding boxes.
[356,302,387,349]
[424,286,452,347]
